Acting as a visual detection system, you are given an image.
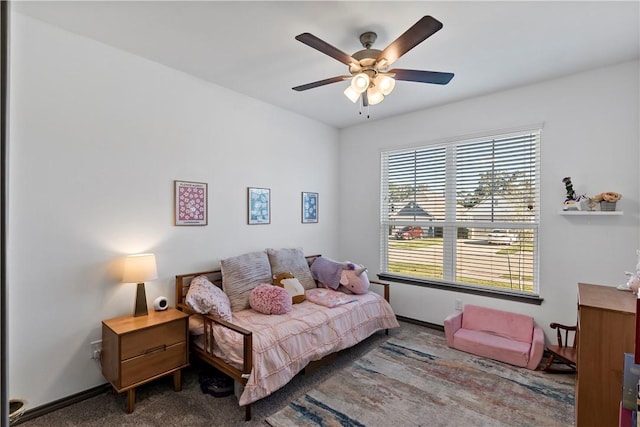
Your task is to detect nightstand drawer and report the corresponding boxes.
[121,320,184,360]
[120,341,187,388]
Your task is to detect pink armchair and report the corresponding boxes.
[444,304,544,370]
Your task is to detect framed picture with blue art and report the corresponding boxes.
[302,192,318,223]
[248,187,270,225]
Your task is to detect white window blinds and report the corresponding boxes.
[380,129,540,294]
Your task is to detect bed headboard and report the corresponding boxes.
[175,254,321,311]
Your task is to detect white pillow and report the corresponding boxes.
[185,275,232,322]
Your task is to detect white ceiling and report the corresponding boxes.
[11,1,640,129]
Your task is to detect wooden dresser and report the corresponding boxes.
[102,308,189,413]
[576,283,636,427]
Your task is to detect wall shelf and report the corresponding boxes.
[558,210,623,216]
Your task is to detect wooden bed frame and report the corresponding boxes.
[174,254,391,421]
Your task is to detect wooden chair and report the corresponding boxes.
[542,322,577,373]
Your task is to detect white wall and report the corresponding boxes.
[8,14,340,408]
[339,60,640,333]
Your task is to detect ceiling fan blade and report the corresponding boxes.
[390,69,454,85]
[295,33,359,67]
[376,16,443,68]
[292,75,351,91]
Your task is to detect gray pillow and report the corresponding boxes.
[266,247,316,290]
[221,251,272,312]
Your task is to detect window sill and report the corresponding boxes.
[558,210,622,216]
[377,273,544,305]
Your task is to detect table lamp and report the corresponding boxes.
[122,253,158,317]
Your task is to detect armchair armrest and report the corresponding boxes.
[201,314,253,379]
[179,300,254,382]
[369,279,391,302]
[443,311,463,347]
[527,325,545,370]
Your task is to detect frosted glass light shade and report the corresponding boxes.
[350,73,370,93]
[123,253,158,283]
[343,86,360,103]
[376,75,396,96]
[367,86,384,105]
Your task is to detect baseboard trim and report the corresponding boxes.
[396,315,444,331]
[13,383,110,425]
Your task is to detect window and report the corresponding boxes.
[380,129,540,296]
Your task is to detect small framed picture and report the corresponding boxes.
[248,187,270,225]
[302,192,318,223]
[174,180,208,226]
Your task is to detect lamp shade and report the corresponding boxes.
[123,253,158,283]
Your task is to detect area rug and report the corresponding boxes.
[266,327,575,427]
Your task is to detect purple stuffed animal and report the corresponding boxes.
[310,256,370,295]
[338,265,370,295]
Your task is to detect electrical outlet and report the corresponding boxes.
[455,299,463,311]
[90,340,102,360]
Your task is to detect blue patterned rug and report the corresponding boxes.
[266,327,574,427]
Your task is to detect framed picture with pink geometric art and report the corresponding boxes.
[174,180,208,226]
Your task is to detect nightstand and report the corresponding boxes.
[101,308,189,413]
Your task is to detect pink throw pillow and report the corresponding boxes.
[249,283,292,315]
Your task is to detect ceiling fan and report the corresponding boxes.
[292,15,454,108]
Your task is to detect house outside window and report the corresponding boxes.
[380,129,541,296]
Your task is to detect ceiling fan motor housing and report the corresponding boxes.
[359,31,377,49]
[350,31,386,75]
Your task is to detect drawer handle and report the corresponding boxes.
[143,344,167,355]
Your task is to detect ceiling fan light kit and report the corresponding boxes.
[343,85,360,103]
[351,73,370,93]
[367,85,384,105]
[293,15,454,115]
[377,75,396,95]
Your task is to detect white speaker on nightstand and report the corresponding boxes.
[153,296,168,311]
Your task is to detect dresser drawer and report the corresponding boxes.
[121,320,184,360]
[120,341,187,388]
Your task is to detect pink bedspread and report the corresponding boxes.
[193,291,398,405]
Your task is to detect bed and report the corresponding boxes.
[175,251,399,421]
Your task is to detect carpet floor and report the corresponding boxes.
[16,321,574,426]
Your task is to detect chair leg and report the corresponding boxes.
[542,353,576,374]
[542,353,556,372]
